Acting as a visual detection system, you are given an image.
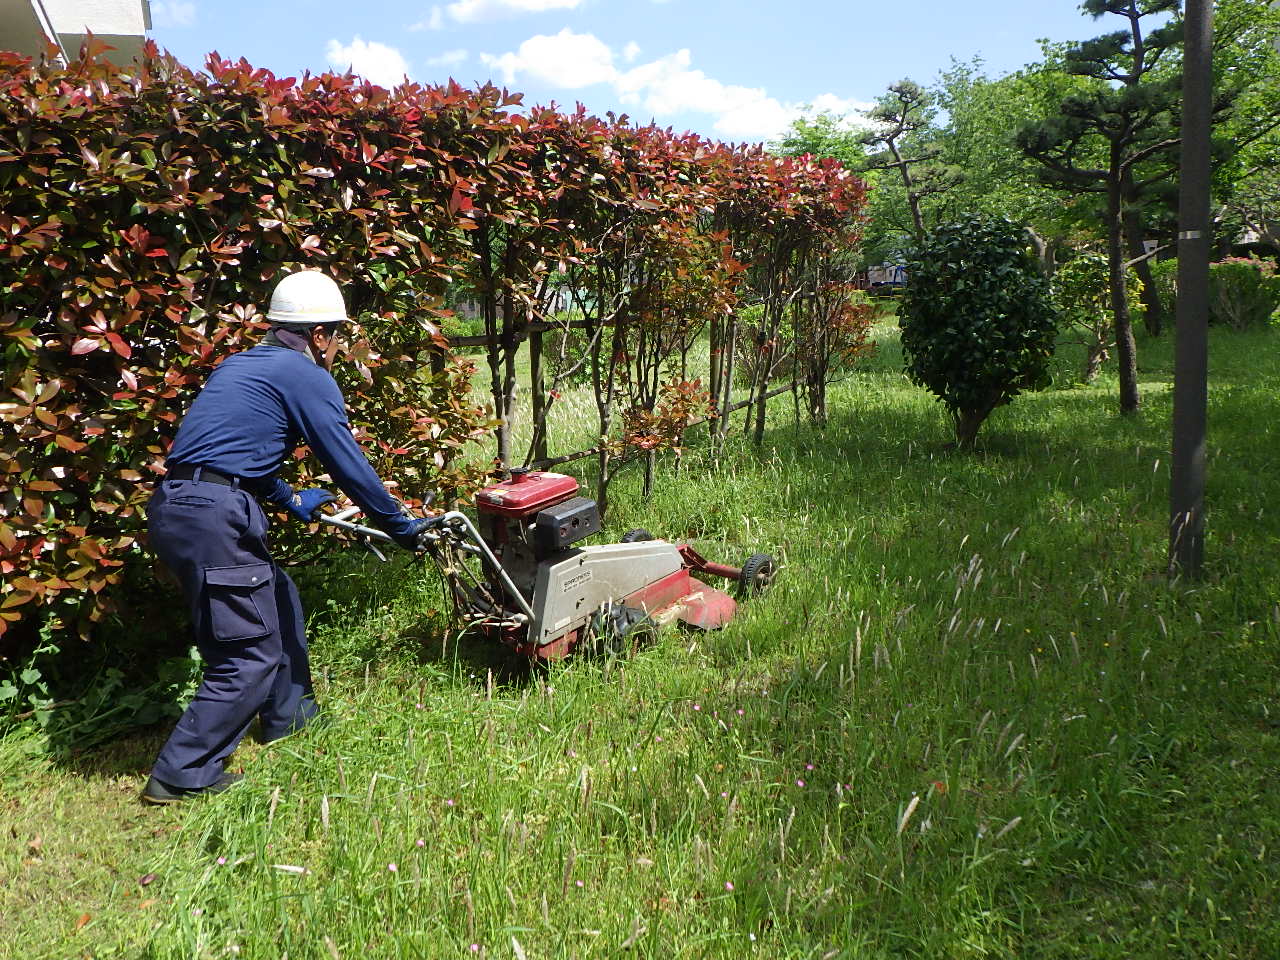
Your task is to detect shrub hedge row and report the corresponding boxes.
[0,42,867,665]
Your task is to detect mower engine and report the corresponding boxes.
[474,468,601,600]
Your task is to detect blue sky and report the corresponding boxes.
[147,0,1114,143]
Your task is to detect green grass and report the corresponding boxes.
[4,322,1280,958]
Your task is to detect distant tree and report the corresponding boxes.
[776,82,957,264]
[932,56,1095,274]
[776,112,864,168]
[899,217,1058,448]
[1051,251,1144,382]
[1213,0,1280,252]
[858,80,961,242]
[1018,0,1185,414]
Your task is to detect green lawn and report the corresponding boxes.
[3,320,1280,959]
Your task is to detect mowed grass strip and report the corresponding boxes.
[4,322,1280,959]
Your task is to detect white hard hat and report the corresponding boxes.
[266,270,349,326]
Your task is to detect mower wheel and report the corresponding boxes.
[738,553,776,596]
[620,528,654,543]
[587,604,655,654]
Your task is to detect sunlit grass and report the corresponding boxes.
[5,320,1280,959]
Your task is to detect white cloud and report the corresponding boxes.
[427,48,469,67]
[151,1,196,28]
[481,29,615,89]
[409,6,445,31]
[480,30,870,141]
[325,37,412,88]
[447,0,584,22]
[807,93,875,122]
[615,51,873,140]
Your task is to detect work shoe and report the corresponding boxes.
[141,772,244,805]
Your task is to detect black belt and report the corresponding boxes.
[166,464,238,487]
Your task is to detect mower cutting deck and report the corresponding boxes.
[319,468,775,661]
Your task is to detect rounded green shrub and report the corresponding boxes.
[1209,257,1280,331]
[898,216,1058,447]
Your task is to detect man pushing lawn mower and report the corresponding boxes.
[141,270,430,805]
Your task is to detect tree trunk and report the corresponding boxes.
[1083,343,1108,383]
[708,313,722,415]
[596,446,612,518]
[1122,188,1163,336]
[498,293,519,468]
[529,327,547,463]
[1026,227,1055,278]
[1108,154,1141,414]
[953,407,989,449]
[717,316,737,441]
[887,138,925,240]
[751,331,772,446]
[474,223,507,466]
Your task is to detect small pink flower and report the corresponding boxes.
[654,736,663,742]
[720,791,728,798]
[724,881,734,891]
[388,863,398,872]
[693,704,701,711]
[415,703,424,710]
[575,879,584,888]
[416,839,425,848]
[736,709,744,716]
[805,764,815,771]
[470,945,480,954]
[796,779,806,787]
[445,798,455,807]
[216,857,227,865]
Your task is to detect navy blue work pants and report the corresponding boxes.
[147,473,317,789]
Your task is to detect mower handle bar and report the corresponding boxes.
[315,507,535,623]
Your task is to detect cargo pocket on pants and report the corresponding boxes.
[203,563,273,642]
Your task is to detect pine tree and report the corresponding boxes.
[1018,0,1182,413]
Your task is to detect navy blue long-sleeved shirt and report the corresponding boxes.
[166,342,413,538]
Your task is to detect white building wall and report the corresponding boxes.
[0,0,150,63]
[42,0,148,37]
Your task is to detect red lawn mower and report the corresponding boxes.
[320,468,775,661]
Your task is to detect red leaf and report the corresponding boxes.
[105,332,132,358]
[54,435,86,452]
[71,338,99,355]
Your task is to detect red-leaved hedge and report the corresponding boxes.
[0,43,510,646]
[0,40,869,659]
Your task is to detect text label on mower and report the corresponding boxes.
[562,570,593,593]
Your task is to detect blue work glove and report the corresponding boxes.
[286,487,336,523]
[389,516,432,551]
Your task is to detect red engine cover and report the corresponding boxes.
[475,471,580,518]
